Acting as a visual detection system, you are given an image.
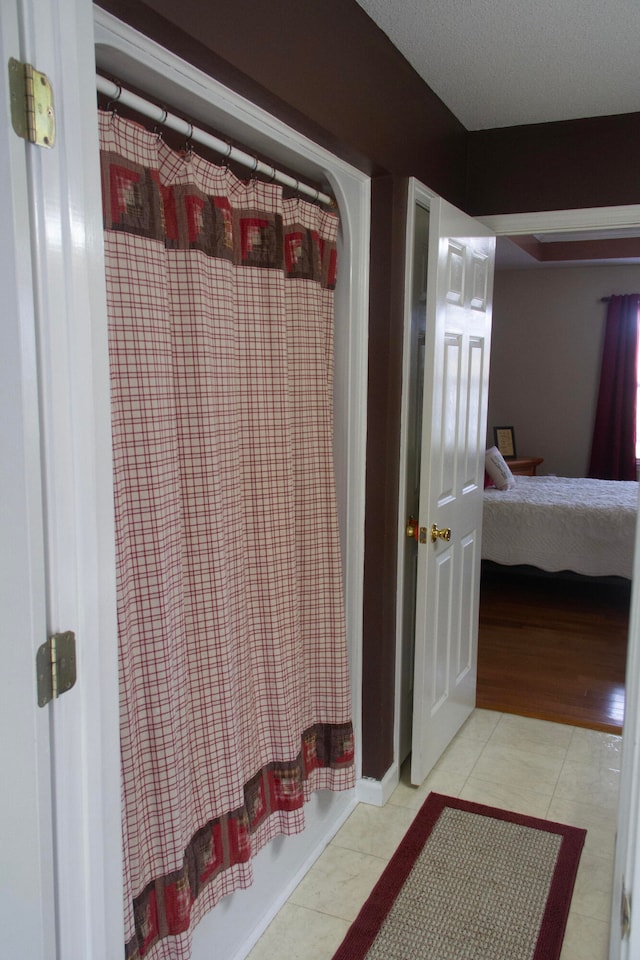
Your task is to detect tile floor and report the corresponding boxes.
[246,709,621,960]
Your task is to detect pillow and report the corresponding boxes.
[485,446,515,490]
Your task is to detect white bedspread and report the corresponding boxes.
[482,475,639,578]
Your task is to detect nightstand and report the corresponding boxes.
[507,457,544,476]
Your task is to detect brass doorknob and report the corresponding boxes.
[430,523,451,543]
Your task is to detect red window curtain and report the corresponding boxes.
[99,111,354,960]
[588,294,640,481]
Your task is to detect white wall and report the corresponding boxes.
[488,262,640,477]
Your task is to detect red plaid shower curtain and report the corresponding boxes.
[99,111,355,960]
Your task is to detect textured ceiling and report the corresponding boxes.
[355,0,640,130]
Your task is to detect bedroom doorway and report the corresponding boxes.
[396,203,640,960]
[476,232,637,733]
[463,205,640,960]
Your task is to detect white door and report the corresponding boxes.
[1,0,124,957]
[409,181,495,786]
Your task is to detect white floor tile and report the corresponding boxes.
[288,844,387,922]
[570,852,615,923]
[546,797,617,861]
[567,727,623,771]
[489,713,574,759]
[329,801,415,860]
[430,734,488,777]
[245,903,349,960]
[559,912,611,960]
[470,740,565,796]
[457,708,502,742]
[388,766,466,811]
[554,759,620,810]
[459,775,552,819]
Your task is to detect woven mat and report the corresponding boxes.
[332,793,586,960]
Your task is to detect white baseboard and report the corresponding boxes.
[355,764,400,807]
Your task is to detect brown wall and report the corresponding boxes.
[467,112,640,215]
[96,0,468,207]
[96,0,640,781]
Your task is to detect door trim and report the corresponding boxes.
[0,1,56,955]
[479,204,640,236]
[613,530,640,960]
[11,0,124,956]
[394,178,439,789]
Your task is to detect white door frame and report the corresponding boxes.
[395,179,438,789]
[1,2,56,956]
[614,530,640,960]
[479,204,640,236]
[2,0,123,957]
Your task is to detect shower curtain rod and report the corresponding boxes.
[96,75,334,207]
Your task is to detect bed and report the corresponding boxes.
[482,475,639,579]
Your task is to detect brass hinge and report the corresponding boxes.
[8,57,56,148]
[621,879,632,939]
[36,631,76,707]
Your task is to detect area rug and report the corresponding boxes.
[332,792,586,960]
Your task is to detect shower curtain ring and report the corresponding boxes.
[153,111,167,142]
[184,122,194,160]
[106,81,122,118]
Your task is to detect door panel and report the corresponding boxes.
[410,185,495,786]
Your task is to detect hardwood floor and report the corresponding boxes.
[477,564,630,733]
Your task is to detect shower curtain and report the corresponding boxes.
[99,110,355,960]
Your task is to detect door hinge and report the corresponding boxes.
[621,879,632,939]
[8,57,56,148]
[36,631,76,707]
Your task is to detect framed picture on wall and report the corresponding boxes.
[494,426,517,459]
